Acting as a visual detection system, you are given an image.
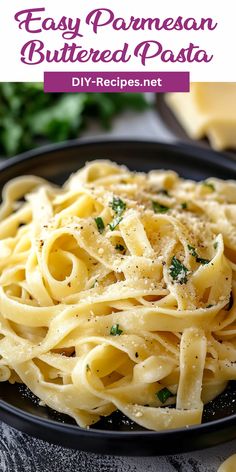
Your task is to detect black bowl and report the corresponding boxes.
[1,138,236,456]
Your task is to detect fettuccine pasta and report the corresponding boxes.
[0,160,235,431]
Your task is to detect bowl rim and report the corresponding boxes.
[0,136,236,174]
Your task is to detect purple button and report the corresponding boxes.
[44,71,189,93]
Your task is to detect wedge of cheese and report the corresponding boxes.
[165,83,236,150]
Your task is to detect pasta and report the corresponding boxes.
[0,159,236,431]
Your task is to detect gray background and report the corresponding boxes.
[1,107,236,472]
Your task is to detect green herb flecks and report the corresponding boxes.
[86,364,90,372]
[214,241,218,250]
[110,324,123,336]
[202,181,215,191]
[109,196,126,231]
[169,256,188,285]
[95,217,105,234]
[115,243,125,252]
[156,387,174,404]
[110,197,126,216]
[109,216,123,231]
[187,244,210,265]
[152,201,169,214]
[181,202,188,210]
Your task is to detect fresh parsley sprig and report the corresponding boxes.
[152,201,169,214]
[110,197,126,216]
[109,197,126,230]
[109,216,123,231]
[95,217,105,234]
[187,244,210,265]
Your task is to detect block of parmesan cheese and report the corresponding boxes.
[165,83,236,150]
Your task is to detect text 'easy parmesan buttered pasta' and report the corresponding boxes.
[0,160,236,431]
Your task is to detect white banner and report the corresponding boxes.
[0,0,233,82]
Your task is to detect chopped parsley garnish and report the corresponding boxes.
[110,324,123,336]
[187,244,197,257]
[202,181,215,191]
[86,364,90,372]
[115,243,125,252]
[181,202,188,210]
[109,216,123,231]
[206,304,213,308]
[187,244,210,265]
[152,201,169,214]
[169,256,188,284]
[214,241,218,250]
[0,84,149,157]
[91,279,98,289]
[156,387,174,404]
[95,217,105,234]
[110,197,126,216]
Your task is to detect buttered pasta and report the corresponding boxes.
[0,160,236,431]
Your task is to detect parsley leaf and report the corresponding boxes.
[152,201,169,214]
[156,387,174,404]
[109,216,123,231]
[181,202,188,210]
[202,181,215,191]
[214,241,218,250]
[187,244,197,257]
[110,197,126,216]
[110,324,123,336]
[187,244,210,265]
[94,217,105,234]
[196,257,210,265]
[169,256,188,284]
